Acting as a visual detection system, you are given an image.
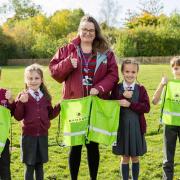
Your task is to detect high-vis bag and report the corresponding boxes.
[60,96,92,146]
[161,80,180,126]
[88,96,120,145]
[0,105,11,155]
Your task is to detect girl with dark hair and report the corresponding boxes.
[49,15,119,180]
[111,59,150,180]
[14,63,60,180]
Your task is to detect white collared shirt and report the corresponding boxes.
[123,81,135,91]
[28,88,43,101]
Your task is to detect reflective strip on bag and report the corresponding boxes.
[0,142,5,147]
[163,111,180,117]
[64,131,86,136]
[89,126,117,136]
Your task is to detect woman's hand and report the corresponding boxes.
[20,120,24,127]
[90,88,99,95]
[70,53,78,68]
[19,92,29,103]
[118,99,130,107]
[123,90,133,99]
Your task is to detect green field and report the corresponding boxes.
[1,65,180,180]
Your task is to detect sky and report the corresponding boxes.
[0,0,180,26]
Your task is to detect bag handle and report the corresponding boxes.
[56,113,65,147]
[85,98,93,144]
[158,84,167,133]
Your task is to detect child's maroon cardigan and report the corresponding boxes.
[14,93,60,136]
[111,83,150,134]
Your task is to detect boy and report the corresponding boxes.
[152,56,180,180]
[0,67,14,180]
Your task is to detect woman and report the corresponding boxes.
[49,15,119,180]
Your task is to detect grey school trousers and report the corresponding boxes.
[162,125,180,180]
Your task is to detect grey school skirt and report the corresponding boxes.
[21,135,48,165]
[112,108,147,156]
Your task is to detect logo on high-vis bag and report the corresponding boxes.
[68,112,89,123]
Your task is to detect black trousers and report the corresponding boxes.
[0,139,11,180]
[163,125,180,180]
[69,141,99,180]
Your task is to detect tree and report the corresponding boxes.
[3,19,35,58]
[68,9,84,33]
[30,14,49,34]
[125,12,159,28]
[100,0,121,27]
[124,0,164,28]
[168,12,180,29]
[124,9,139,25]
[0,27,16,64]
[31,34,68,58]
[47,9,84,39]
[0,0,41,21]
[138,0,163,16]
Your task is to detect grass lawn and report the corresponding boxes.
[0,65,179,180]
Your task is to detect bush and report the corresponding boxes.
[114,30,137,57]
[31,33,68,58]
[114,26,180,57]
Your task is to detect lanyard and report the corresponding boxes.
[79,48,93,95]
[79,47,92,72]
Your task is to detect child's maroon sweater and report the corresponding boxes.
[111,83,150,134]
[14,93,60,136]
